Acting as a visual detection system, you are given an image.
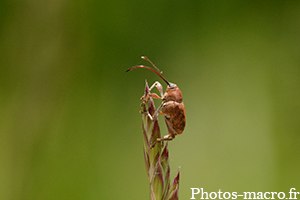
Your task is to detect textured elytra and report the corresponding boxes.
[162,101,186,135]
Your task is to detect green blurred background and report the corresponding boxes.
[0,1,300,199]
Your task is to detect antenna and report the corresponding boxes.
[141,56,163,75]
[126,65,170,86]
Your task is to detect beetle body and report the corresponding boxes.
[126,56,186,144]
[161,83,185,139]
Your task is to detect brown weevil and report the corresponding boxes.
[126,56,186,147]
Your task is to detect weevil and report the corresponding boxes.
[126,56,186,147]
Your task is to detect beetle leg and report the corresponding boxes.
[154,117,176,146]
[150,141,157,148]
[151,134,173,149]
[150,140,163,148]
[140,103,163,121]
[149,81,164,97]
[158,122,176,142]
[157,134,174,142]
[141,93,163,102]
[140,81,164,101]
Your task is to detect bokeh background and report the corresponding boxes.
[1,1,300,199]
